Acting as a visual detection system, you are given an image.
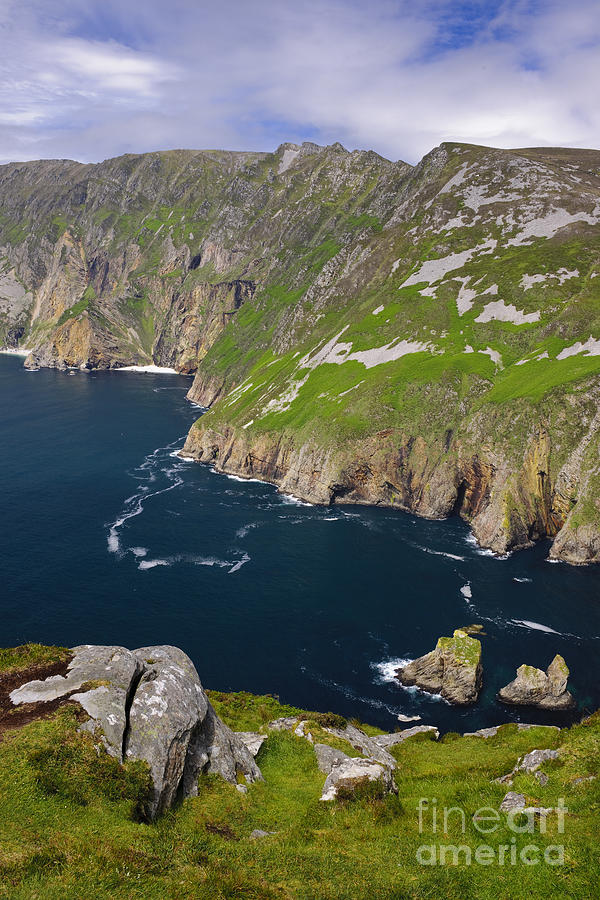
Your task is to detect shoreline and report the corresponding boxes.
[0,348,32,356]
[178,449,513,559]
[113,364,189,375]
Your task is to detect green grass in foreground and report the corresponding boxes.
[0,650,598,898]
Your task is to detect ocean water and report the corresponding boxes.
[1,352,599,733]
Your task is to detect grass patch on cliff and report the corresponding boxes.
[486,353,600,403]
[56,296,90,327]
[0,644,70,674]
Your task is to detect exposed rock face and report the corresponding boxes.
[396,629,483,705]
[10,644,262,820]
[497,655,575,710]
[500,792,526,812]
[463,724,560,738]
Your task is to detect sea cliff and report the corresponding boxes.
[1,140,599,561]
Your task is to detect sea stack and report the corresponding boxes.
[395,629,483,705]
[497,654,575,710]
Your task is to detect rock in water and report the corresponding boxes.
[10,644,262,820]
[396,629,483,705]
[497,654,575,710]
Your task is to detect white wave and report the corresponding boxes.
[194,558,228,567]
[323,516,341,521]
[139,559,170,570]
[303,666,406,717]
[372,658,449,703]
[115,364,181,374]
[408,541,464,561]
[169,450,194,461]
[219,471,265,485]
[425,547,465,561]
[229,553,250,574]
[280,493,313,507]
[511,619,562,635]
[513,577,532,583]
[131,547,148,558]
[372,658,412,684]
[106,437,188,555]
[465,533,511,559]
[236,522,259,539]
[460,583,472,601]
[107,478,181,554]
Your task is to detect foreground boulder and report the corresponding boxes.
[10,644,262,820]
[497,655,575,710]
[316,743,398,802]
[396,629,483,705]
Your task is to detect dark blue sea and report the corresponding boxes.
[1,352,599,733]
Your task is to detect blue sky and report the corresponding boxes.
[0,0,598,164]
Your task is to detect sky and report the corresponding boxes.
[0,0,599,165]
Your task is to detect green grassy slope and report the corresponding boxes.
[0,647,598,899]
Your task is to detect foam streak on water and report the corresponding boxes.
[107,436,187,555]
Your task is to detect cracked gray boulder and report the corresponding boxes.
[10,643,262,820]
[10,644,141,756]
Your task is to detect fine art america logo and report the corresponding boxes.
[416,798,567,866]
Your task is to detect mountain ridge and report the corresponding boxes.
[1,139,600,563]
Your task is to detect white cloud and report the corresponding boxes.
[0,0,598,164]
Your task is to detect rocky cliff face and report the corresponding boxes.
[1,141,600,562]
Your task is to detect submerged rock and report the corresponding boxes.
[497,655,575,710]
[10,644,262,820]
[396,629,483,705]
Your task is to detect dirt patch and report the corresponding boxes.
[0,656,74,740]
